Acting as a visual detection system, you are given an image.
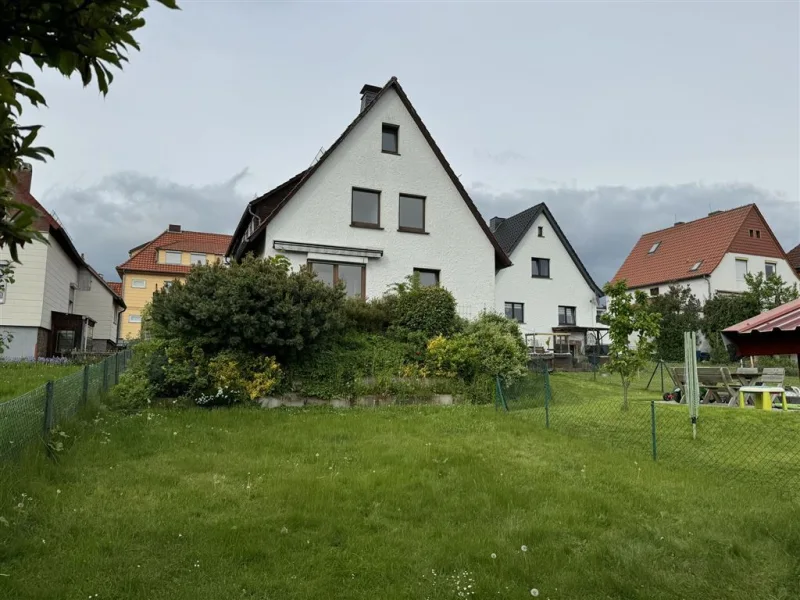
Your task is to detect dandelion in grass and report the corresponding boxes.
[530,589,539,597]
[491,553,497,559]
[521,545,528,552]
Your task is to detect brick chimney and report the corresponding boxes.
[360,84,381,113]
[168,224,182,233]
[14,163,33,194]
[489,216,506,232]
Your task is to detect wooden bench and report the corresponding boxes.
[669,366,738,404]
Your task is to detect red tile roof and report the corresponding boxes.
[107,282,122,296]
[611,205,788,289]
[787,243,800,272]
[117,230,232,276]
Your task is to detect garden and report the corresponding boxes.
[110,256,530,411]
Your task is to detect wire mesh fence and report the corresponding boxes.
[0,350,132,461]
[498,363,800,498]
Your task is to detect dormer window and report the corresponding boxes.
[689,260,703,272]
[648,242,661,254]
[382,124,398,154]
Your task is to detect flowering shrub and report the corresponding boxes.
[195,386,241,408]
[206,351,282,403]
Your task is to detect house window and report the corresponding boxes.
[382,123,399,153]
[537,226,544,237]
[756,230,761,239]
[558,305,576,326]
[531,257,550,278]
[131,279,146,289]
[68,284,76,314]
[504,302,524,323]
[0,260,8,304]
[650,287,659,297]
[648,242,661,254]
[399,194,425,232]
[129,314,142,323]
[689,260,703,272]
[749,229,754,237]
[190,253,207,265]
[413,268,439,287]
[351,188,381,228]
[165,251,182,265]
[163,281,173,290]
[310,261,365,299]
[553,335,570,354]
[735,259,748,281]
[765,262,776,277]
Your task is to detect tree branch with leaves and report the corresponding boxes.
[0,0,179,261]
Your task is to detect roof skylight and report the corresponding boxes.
[648,242,661,254]
[689,260,703,272]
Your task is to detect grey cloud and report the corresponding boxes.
[41,170,250,281]
[470,182,800,288]
[474,149,527,166]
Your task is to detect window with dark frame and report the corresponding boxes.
[649,287,659,296]
[413,268,439,287]
[382,124,399,154]
[756,230,761,239]
[310,261,366,299]
[399,194,425,232]
[537,226,544,237]
[531,257,550,278]
[558,305,576,326]
[553,334,570,354]
[504,302,524,323]
[351,188,381,228]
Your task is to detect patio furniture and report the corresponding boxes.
[738,386,788,411]
[669,366,739,404]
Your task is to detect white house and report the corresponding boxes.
[491,204,605,358]
[228,77,511,315]
[0,167,126,358]
[611,204,799,350]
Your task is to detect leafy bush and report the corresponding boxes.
[343,296,394,333]
[207,351,282,402]
[148,255,346,365]
[649,285,702,362]
[390,275,460,338]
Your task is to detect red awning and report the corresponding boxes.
[722,297,800,357]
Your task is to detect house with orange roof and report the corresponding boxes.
[1,165,126,358]
[787,243,800,276]
[115,225,231,339]
[611,205,798,304]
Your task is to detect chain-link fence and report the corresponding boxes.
[0,350,132,460]
[498,363,800,498]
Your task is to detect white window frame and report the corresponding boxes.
[165,251,182,265]
[128,314,142,323]
[190,253,207,265]
[765,261,777,277]
[131,279,147,289]
[735,258,748,282]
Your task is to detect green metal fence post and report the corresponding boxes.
[43,381,54,458]
[103,358,109,391]
[114,353,120,386]
[543,364,551,429]
[82,365,90,405]
[650,400,658,461]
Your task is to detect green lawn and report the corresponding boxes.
[1,403,799,600]
[0,362,80,403]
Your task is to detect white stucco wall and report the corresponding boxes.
[631,277,712,304]
[0,239,47,328]
[494,211,600,337]
[41,233,79,329]
[711,252,798,293]
[73,273,122,343]
[262,88,497,316]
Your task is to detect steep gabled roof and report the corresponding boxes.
[228,77,512,268]
[611,204,789,289]
[107,282,122,297]
[117,230,232,276]
[12,180,125,306]
[787,243,800,273]
[492,203,602,296]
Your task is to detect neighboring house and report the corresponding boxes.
[116,225,231,339]
[0,166,126,358]
[611,204,798,349]
[787,243,800,276]
[491,204,605,359]
[227,77,511,316]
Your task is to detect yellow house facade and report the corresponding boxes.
[116,225,232,340]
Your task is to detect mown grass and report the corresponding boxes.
[0,363,80,403]
[1,403,799,600]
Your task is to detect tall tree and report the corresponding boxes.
[742,272,799,312]
[0,0,179,261]
[649,285,702,362]
[603,280,661,411]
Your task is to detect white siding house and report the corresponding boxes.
[491,204,604,356]
[228,78,511,316]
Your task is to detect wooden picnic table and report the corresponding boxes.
[730,368,760,387]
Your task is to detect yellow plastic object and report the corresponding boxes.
[738,387,788,411]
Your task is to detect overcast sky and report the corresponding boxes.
[25,1,800,285]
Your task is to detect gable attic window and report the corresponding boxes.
[537,226,544,237]
[531,257,550,278]
[165,251,182,265]
[689,260,703,272]
[648,242,661,254]
[351,188,381,228]
[756,230,761,239]
[382,124,399,154]
[399,194,425,232]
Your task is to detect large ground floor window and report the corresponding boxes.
[309,261,366,299]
